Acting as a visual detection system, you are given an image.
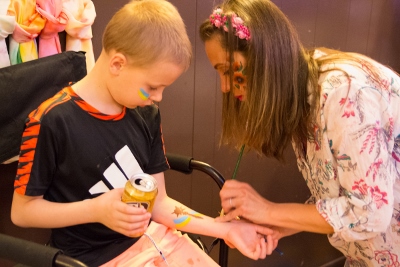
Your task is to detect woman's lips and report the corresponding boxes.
[235,95,243,101]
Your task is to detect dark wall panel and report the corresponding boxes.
[346,0,373,53]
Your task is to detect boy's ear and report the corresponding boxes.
[109,53,127,74]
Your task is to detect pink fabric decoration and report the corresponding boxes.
[62,0,95,72]
[36,0,67,58]
[100,221,220,267]
[7,0,46,64]
[0,0,15,68]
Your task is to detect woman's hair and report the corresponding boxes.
[103,0,192,70]
[200,0,318,161]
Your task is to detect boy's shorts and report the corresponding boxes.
[100,221,220,267]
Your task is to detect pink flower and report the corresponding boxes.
[342,99,355,118]
[209,9,226,28]
[374,250,400,267]
[231,15,250,40]
[370,186,388,209]
[231,15,243,28]
[352,179,369,195]
[235,25,250,40]
[209,8,250,40]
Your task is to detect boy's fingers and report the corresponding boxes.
[255,225,274,236]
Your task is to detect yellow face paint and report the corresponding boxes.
[139,88,150,100]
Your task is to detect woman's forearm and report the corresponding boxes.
[267,202,334,234]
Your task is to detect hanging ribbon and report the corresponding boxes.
[0,0,15,67]
[63,0,96,72]
[7,0,46,64]
[36,0,67,58]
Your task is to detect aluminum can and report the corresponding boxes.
[121,173,158,213]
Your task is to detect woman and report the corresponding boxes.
[200,0,400,265]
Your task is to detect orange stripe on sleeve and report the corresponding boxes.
[18,150,35,163]
[22,124,40,137]
[16,162,33,177]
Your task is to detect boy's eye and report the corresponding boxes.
[223,69,230,75]
[149,87,157,91]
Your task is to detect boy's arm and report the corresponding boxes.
[11,188,151,237]
[150,172,276,260]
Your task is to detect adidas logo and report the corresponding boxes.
[89,145,143,195]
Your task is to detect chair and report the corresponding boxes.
[0,153,228,267]
[0,233,88,267]
[0,51,87,164]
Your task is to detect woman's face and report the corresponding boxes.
[204,37,247,101]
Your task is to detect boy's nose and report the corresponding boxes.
[150,92,163,103]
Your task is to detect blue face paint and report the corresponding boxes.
[139,88,150,100]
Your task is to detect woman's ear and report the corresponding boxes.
[109,52,127,75]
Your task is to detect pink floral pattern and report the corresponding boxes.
[374,251,400,267]
[340,97,356,118]
[352,179,369,196]
[370,186,388,209]
[294,50,400,266]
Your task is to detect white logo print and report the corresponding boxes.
[89,145,143,194]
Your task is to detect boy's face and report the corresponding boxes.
[204,37,247,101]
[110,60,184,109]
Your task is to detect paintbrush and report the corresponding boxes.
[220,144,245,217]
[219,145,283,256]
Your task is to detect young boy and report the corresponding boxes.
[11,1,275,266]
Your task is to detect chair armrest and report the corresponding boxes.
[0,233,88,267]
[166,153,225,189]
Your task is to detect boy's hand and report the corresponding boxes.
[92,188,151,237]
[224,221,276,260]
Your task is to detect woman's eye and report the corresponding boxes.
[149,87,157,91]
[223,69,230,75]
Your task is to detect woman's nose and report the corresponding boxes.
[220,77,230,93]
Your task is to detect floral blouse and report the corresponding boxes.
[294,50,400,267]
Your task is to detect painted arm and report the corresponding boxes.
[150,172,277,260]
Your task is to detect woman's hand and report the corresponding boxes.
[216,180,271,224]
[224,220,277,260]
[91,188,151,237]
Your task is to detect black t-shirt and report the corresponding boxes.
[14,87,169,266]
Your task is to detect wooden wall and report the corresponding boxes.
[1,1,398,267]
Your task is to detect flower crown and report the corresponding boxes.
[209,8,251,41]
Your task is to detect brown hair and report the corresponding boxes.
[103,0,192,70]
[200,0,318,161]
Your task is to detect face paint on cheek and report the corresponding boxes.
[233,61,247,91]
[138,88,150,100]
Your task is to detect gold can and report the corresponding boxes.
[121,173,158,213]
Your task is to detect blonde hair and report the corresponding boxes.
[200,0,315,161]
[103,0,192,69]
